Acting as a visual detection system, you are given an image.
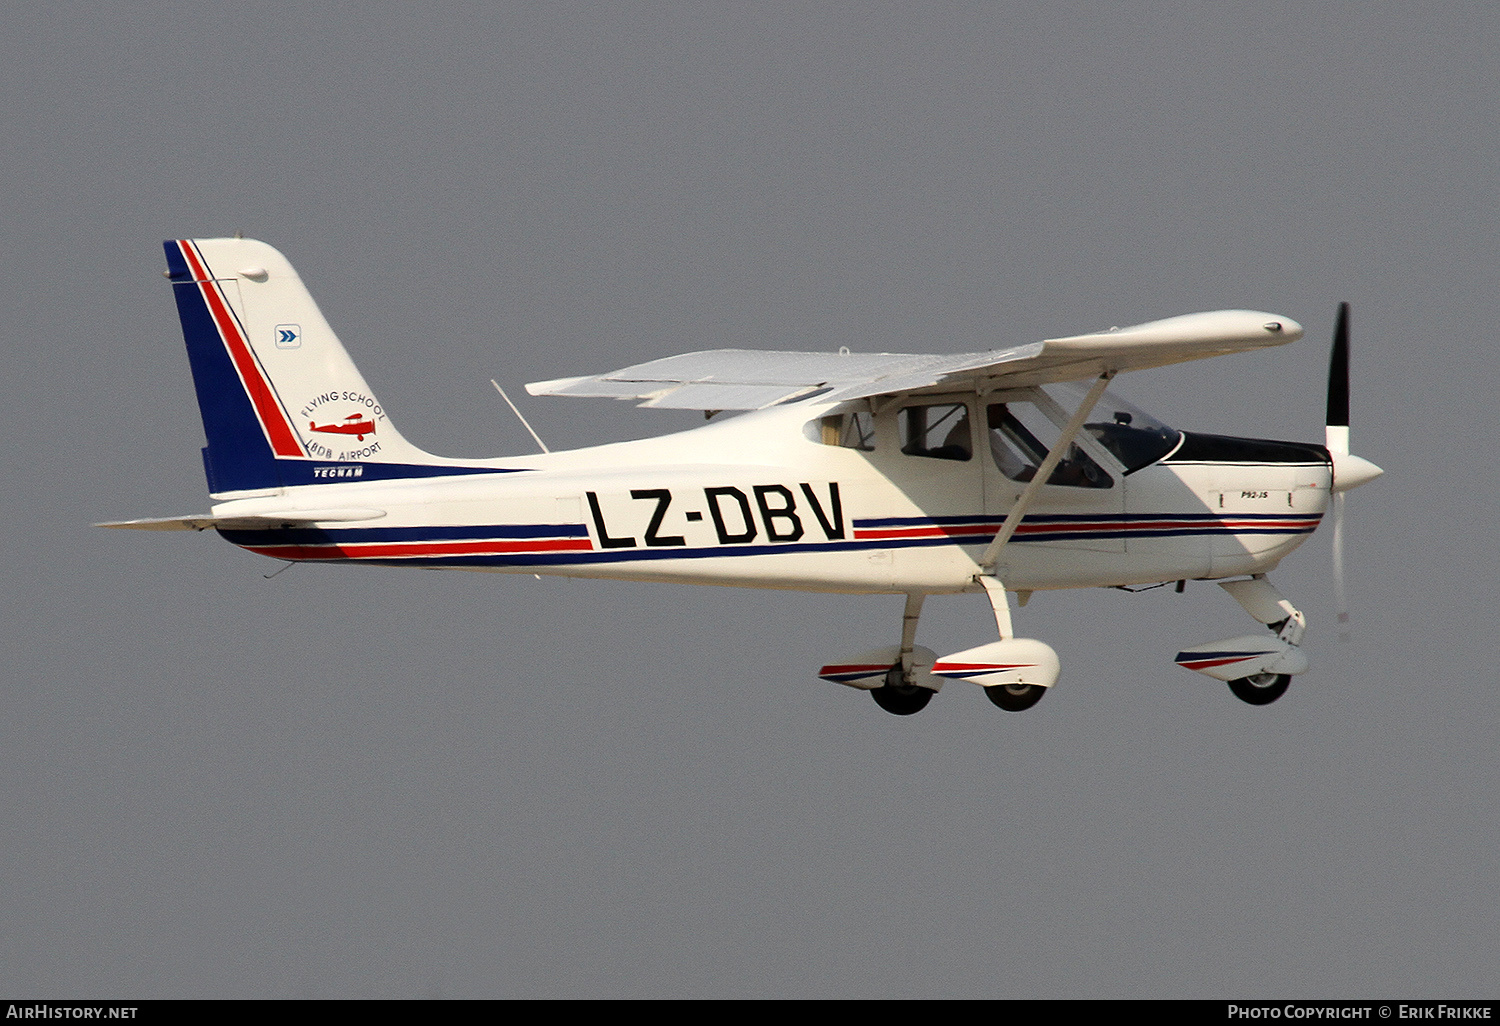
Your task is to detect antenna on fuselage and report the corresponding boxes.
[491,380,551,454]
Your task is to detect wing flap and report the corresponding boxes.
[636,382,826,410]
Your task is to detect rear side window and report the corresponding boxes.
[900,403,972,461]
[814,411,876,451]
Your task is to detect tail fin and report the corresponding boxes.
[165,238,475,496]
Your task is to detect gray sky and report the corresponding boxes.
[3,0,1497,998]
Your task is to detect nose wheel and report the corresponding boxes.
[1174,575,1307,706]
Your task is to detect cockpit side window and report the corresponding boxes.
[899,403,972,461]
[1049,380,1182,474]
[1083,415,1181,473]
[987,402,1112,488]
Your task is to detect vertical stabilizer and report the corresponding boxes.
[165,238,456,496]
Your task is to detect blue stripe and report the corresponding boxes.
[230,536,879,564]
[1014,525,1319,542]
[1102,526,1318,538]
[273,461,526,487]
[168,243,286,494]
[855,514,1000,528]
[223,516,1319,564]
[221,522,588,545]
[1175,650,1275,662]
[164,243,193,281]
[855,512,1322,528]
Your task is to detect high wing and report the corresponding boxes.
[525,310,1303,410]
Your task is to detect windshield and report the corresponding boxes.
[1049,381,1182,474]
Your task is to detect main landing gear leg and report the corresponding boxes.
[974,576,1048,711]
[898,593,924,683]
[1219,574,1306,706]
[871,594,933,715]
[978,576,1014,641]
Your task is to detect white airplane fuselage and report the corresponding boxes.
[210,399,1331,596]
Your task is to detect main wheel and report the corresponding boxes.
[985,682,1047,711]
[871,682,933,715]
[1227,672,1291,706]
[871,664,934,715]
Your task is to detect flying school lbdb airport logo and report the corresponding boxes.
[298,388,387,461]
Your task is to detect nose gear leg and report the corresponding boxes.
[1219,574,1306,645]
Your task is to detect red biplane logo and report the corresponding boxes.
[309,413,376,441]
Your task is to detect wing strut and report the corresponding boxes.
[977,371,1114,571]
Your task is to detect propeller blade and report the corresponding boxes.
[1331,491,1349,642]
[1327,306,1350,640]
[1325,304,1367,640]
[1325,303,1382,492]
[1325,301,1349,455]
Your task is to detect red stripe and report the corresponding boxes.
[855,518,1319,542]
[244,537,594,560]
[854,524,995,540]
[179,242,304,457]
[932,662,1034,672]
[1177,655,1261,670]
[1013,522,1109,535]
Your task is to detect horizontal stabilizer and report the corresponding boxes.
[97,508,386,531]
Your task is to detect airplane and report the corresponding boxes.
[101,238,1383,714]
